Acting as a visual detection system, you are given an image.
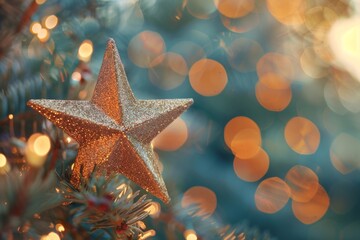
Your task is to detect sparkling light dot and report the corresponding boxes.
[182,186,217,218]
[284,117,320,155]
[292,184,330,224]
[128,31,165,68]
[214,0,254,18]
[189,58,228,96]
[285,165,319,203]
[186,0,216,19]
[148,52,188,90]
[224,116,261,150]
[78,40,93,62]
[184,229,198,240]
[44,15,58,30]
[30,22,42,34]
[255,177,291,214]
[153,117,188,151]
[37,28,49,42]
[0,154,7,168]
[233,148,269,182]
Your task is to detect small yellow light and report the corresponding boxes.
[78,40,93,62]
[36,0,47,5]
[8,114,13,120]
[44,15,58,30]
[30,22,42,34]
[41,232,60,240]
[146,202,161,218]
[0,154,7,168]
[71,71,81,81]
[139,230,156,239]
[55,223,65,232]
[184,229,197,240]
[33,135,51,156]
[37,28,50,42]
[26,133,51,167]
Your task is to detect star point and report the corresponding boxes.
[27,39,193,203]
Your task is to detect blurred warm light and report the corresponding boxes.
[300,48,328,79]
[285,165,319,203]
[233,148,269,182]
[30,22,42,34]
[71,71,81,82]
[220,11,259,33]
[184,229,198,240]
[266,0,305,26]
[25,133,51,167]
[153,117,188,151]
[171,41,206,66]
[37,28,50,42]
[328,17,360,82]
[330,133,360,174]
[146,202,161,218]
[182,186,217,218]
[8,114,13,120]
[224,116,261,150]
[139,230,156,239]
[189,58,228,96]
[256,73,292,112]
[55,223,65,232]
[78,40,93,62]
[0,154,7,168]
[186,0,216,19]
[255,177,291,214]
[214,0,254,18]
[44,15,58,30]
[36,0,47,4]
[284,117,320,155]
[128,31,165,68]
[292,184,330,224]
[257,53,294,79]
[231,128,261,159]
[40,232,60,240]
[148,52,188,90]
[226,38,263,72]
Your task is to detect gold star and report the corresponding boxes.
[27,39,193,203]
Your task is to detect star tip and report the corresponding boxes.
[106,38,116,47]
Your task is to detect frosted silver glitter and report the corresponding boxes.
[27,39,193,203]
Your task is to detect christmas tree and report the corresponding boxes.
[1,0,360,239]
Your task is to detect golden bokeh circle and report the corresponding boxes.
[182,186,217,218]
[153,117,188,151]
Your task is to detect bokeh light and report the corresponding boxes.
[148,52,188,90]
[78,40,93,62]
[186,0,217,19]
[25,133,51,167]
[256,73,292,111]
[44,15,58,30]
[227,38,263,72]
[184,229,198,240]
[128,31,165,68]
[0,154,7,168]
[266,0,305,26]
[285,165,319,203]
[146,202,161,218]
[256,52,294,79]
[255,177,291,214]
[189,58,228,96]
[224,116,261,150]
[284,117,320,155]
[40,232,60,240]
[182,186,217,218]
[292,184,330,224]
[214,0,254,18]
[233,148,269,182]
[36,0,46,4]
[37,28,50,42]
[231,128,261,159]
[30,22,42,34]
[55,223,65,232]
[330,133,360,174]
[153,117,188,151]
[33,135,51,156]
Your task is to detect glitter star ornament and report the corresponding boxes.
[27,39,193,203]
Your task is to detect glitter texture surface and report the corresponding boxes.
[27,39,193,203]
